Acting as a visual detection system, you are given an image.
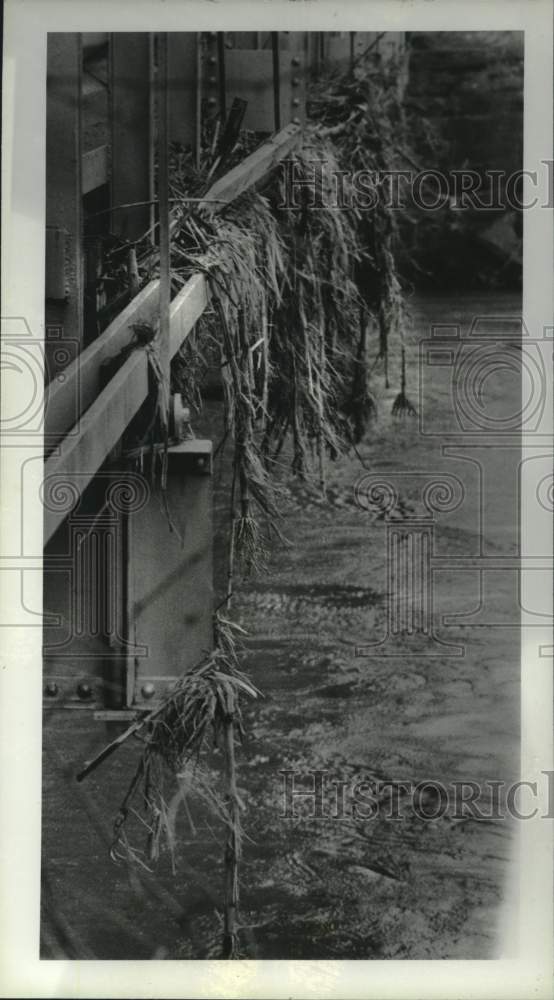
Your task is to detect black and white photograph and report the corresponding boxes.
[1,2,553,997]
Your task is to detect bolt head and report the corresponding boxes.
[45,682,58,698]
[141,682,156,700]
[77,682,92,700]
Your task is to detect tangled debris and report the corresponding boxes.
[109,614,257,959]
[81,52,421,959]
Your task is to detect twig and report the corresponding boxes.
[351,31,387,70]
[222,705,240,959]
[393,145,423,173]
[76,705,164,782]
[225,457,238,612]
[86,197,227,221]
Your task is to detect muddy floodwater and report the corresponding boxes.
[42,291,521,959]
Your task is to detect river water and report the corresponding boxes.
[42,290,522,959]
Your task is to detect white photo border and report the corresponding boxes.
[1,1,552,997]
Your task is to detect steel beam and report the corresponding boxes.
[224,34,306,133]
[197,121,301,213]
[110,33,152,242]
[280,32,307,127]
[43,274,209,544]
[167,33,199,151]
[322,31,352,70]
[82,144,109,195]
[46,34,83,349]
[45,279,161,451]
[45,122,301,452]
[157,34,171,395]
[43,123,302,542]
[126,440,213,708]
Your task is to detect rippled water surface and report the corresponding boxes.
[42,292,521,959]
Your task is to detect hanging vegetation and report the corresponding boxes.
[108,614,258,959]
[163,52,421,540]
[110,54,420,559]
[164,140,374,574]
[308,49,417,412]
[83,49,420,959]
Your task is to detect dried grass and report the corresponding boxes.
[104,63,418,957]
[309,53,418,412]
[110,614,257,957]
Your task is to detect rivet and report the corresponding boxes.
[292,98,300,107]
[208,56,217,66]
[207,97,217,107]
[45,682,58,698]
[225,40,234,49]
[77,682,92,700]
[292,77,301,86]
[292,117,301,125]
[291,57,300,67]
[141,682,156,699]
[208,76,217,85]
[197,457,206,470]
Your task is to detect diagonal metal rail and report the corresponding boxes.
[43,123,302,544]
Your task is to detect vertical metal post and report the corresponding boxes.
[45,33,83,353]
[271,32,281,132]
[110,33,151,242]
[217,32,227,123]
[149,34,156,244]
[157,33,171,398]
[195,33,203,171]
[284,32,306,127]
[309,33,321,78]
[126,443,214,708]
[167,33,200,154]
